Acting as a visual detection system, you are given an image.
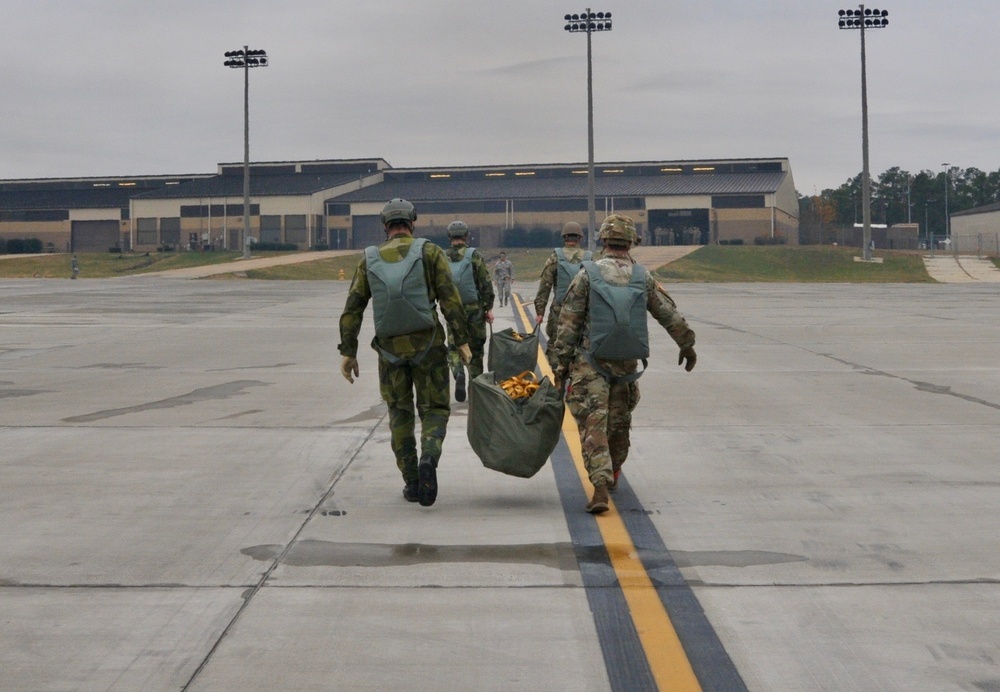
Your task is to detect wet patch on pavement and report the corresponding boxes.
[242,539,579,571]
[61,379,271,422]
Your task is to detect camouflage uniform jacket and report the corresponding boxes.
[551,251,695,378]
[338,236,470,359]
[533,246,589,317]
[493,259,513,282]
[445,244,495,313]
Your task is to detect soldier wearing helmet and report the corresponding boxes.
[339,199,472,507]
[549,214,697,514]
[444,220,495,402]
[533,221,593,364]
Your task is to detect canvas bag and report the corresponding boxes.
[467,372,564,478]
[487,325,539,382]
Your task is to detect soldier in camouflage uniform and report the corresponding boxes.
[493,252,513,307]
[444,220,495,402]
[534,221,591,363]
[339,199,472,507]
[550,214,697,514]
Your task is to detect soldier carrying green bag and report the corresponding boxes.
[550,214,697,514]
[338,199,472,507]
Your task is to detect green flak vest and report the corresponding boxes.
[554,247,593,305]
[365,237,436,339]
[582,261,649,384]
[449,247,481,306]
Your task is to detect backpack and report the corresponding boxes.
[553,247,593,304]
[365,237,435,339]
[448,247,481,305]
[583,261,649,382]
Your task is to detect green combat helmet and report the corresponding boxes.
[598,214,637,245]
[447,220,469,238]
[380,198,417,227]
[562,221,584,238]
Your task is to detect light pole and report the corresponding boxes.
[224,46,269,259]
[838,5,888,261]
[941,163,951,246]
[564,9,612,252]
[924,198,935,253]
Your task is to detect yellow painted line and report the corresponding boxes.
[512,293,702,692]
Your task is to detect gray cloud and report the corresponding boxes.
[0,0,997,193]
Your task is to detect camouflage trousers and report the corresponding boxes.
[447,308,488,380]
[564,358,641,488]
[497,278,512,306]
[377,344,451,485]
[543,303,563,362]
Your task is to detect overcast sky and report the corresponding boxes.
[1,1,996,194]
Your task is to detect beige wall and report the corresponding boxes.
[0,221,70,251]
[952,212,1000,254]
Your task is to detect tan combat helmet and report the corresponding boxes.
[561,221,584,239]
[598,214,637,245]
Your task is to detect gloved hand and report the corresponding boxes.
[340,356,359,383]
[535,313,544,325]
[457,344,472,365]
[678,346,697,372]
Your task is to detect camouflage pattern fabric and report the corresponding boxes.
[494,258,513,306]
[445,243,494,380]
[379,344,451,484]
[338,234,470,476]
[565,359,640,486]
[338,236,470,360]
[533,247,589,360]
[550,249,695,487]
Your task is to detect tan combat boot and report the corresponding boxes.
[586,485,610,514]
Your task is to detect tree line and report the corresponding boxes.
[799,165,1000,244]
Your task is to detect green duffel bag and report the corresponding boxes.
[487,325,539,382]
[467,371,564,478]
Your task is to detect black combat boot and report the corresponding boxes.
[418,454,438,507]
[402,482,419,502]
[454,369,467,402]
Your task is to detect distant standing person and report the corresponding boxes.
[338,199,472,507]
[533,222,592,368]
[494,252,513,307]
[71,254,79,279]
[444,220,495,402]
[550,214,697,514]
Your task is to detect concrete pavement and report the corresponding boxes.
[923,254,1000,283]
[2,279,1000,690]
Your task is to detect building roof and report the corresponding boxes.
[328,171,787,204]
[952,201,1000,218]
[0,187,139,210]
[134,172,370,200]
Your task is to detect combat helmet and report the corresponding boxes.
[380,198,417,227]
[561,221,584,238]
[447,220,469,238]
[598,214,637,245]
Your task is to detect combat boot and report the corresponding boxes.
[418,454,438,507]
[586,485,610,514]
[608,467,622,492]
[402,482,419,503]
[454,369,467,402]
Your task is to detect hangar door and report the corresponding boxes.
[71,220,120,252]
[647,209,709,245]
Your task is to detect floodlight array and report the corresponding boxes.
[224,49,269,68]
[564,11,612,32]
[838,7,888,29]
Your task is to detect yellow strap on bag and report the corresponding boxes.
[499,371,539,400]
